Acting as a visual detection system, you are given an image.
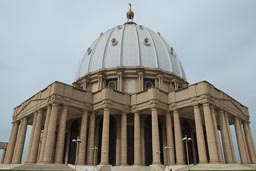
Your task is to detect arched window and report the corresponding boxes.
[144,79,154,90]
[106,79,117,90]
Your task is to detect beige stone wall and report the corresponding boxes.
[6,68,255,165]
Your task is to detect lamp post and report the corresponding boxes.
[164,146,171,171]
[72,136,81,171]
[91,146,98,171]
[182,135,192,165]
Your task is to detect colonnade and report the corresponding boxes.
[3,102,256,165]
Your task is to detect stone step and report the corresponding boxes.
[13,163,74,170]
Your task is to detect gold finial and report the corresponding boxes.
[126,3,135,24]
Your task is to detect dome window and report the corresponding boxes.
[111,38,118,46]
[106,79,117,90]
[87,48,92,55]
[144,38,150,46]
[169,47,174,55]
[144,79,154,90]
[139,25,144,30]
[117,25,122,30]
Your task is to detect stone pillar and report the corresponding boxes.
[165,112,175,164]
[55,106,68,163]
[134,112,141,165]
[137,72,143,92]
[100,108,110,165]
[234,117,249,164]
[39,105,51,162]
[121,112,127,165]
[1,149,6,164]
[219,110,232,163]
[244,122,256,163]
[193,105,207,163]
[87,112,96,164]
[30,110,43,163]
[12,117,28,164]
[210,107,223,162]
[225,114,236,162]
[116,119,121,165]
[203,103,219,163]
[173,110,184,164]
[77,110,88,165]
[240,122,250,162]
[141,120,145,165]
[26,112,38,163]
[151,108,161,165]
[117,72,123,92]
[98,75,103,90]
[4,121,19,164]
[43,103,59,163]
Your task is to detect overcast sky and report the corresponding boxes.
[0,0,255,163]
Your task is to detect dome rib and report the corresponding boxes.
[145,28,159,68]
[135,25,142,65]
[120,25,126,66]
[102,27,116,69]
[158,34,174,73]
[87,37,100,73]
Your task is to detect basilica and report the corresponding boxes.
[2,5,256,170]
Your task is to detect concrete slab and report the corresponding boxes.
[189,163,256,170]
[0,164,23,170]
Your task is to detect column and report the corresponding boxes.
[100,108,110,165]
[173,110,184,164]
[87,112,96,164]
[240,122,250,162]
[165,112,175,164]
[55,106,68,163]
[43,103,59,163]
[117,72,123,92]
[116,119,121,165]
[77,110,88,165]
[98,75,103,90]
[30,110,43,163]
[4,121,19,164]
[225,114,236,162]
[134,112,141,165]
[120,112,127,165]
[12,117,28,164]
[210,106,223,162]
[26,112,38,163]
[141,120,145,165]
[193,105,207,163]
[219,110,232,163]
[1,149,6,164]
[137,72,143,92]
[151,108,161,165]
[244,122,256,163]
[234,117,248,164]
[39,105,51,162]
[203,103,219,163]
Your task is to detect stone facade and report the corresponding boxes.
[2,67,256,165]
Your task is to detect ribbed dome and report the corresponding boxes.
[76,24,186,80]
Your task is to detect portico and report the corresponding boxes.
[3,81,256,165]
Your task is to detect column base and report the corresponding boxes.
[96,164,111,171]
[150,164,164,171]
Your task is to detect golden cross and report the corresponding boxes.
[129,3,132,10]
